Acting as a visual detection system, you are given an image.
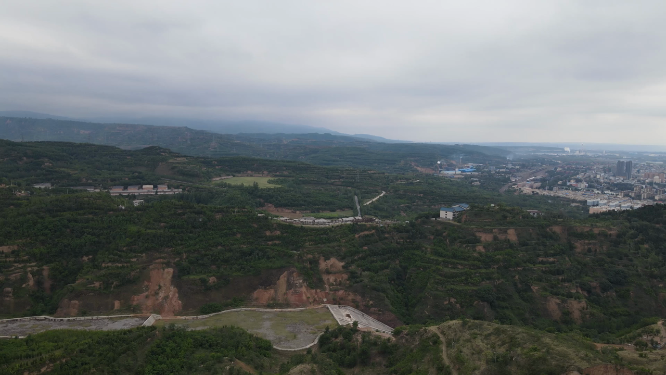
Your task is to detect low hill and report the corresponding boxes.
[0,116,508,172]
[2,319,653,374]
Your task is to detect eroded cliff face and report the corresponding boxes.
[130,263,182,317]
[55,299,79,317]
[251,258,401,327]
[252,268,359,306]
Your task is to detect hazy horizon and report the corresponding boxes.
[2,1,666,145]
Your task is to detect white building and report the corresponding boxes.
[440,203,470,220]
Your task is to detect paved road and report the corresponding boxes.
[354,195,361,217]
[364,191,386,206]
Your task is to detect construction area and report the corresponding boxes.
[0,315,147,337]
[156,307,337,350]
[0,305,394,349]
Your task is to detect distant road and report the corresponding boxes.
[499,168,548,193]
[364,191,386,206]
[354,195,361,217]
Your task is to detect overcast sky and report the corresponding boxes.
[1,1,666,144]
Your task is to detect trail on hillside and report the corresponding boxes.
[428,326,458,375]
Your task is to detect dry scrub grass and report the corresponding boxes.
[436,320,604,375]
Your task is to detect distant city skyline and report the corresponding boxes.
[1,1,666,145]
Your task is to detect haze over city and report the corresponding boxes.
[1,0,666,144]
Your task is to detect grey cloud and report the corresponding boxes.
[1,0,666,143]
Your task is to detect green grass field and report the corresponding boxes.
[155,308,338,349]
[216,177,281,188]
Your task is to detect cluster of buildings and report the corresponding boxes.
[626,185,665,200]
[587,199,657,214]
[109,185,182,196]
[439,167,477,176]
[31,183,184,197]
[514,157,665,215]
[519,186,663,214]
[439,203,470,220]
[644,172,666,184]
[275,216,378,226]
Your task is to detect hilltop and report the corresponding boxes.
[2,318,657,374]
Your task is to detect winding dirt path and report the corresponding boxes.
[429,326,458,375]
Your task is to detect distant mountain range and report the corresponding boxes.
[0,110,406,143]
[0,115,509,173]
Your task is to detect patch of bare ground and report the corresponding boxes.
[475,229,518,242]
[475,232,494,242]
[575,240,604,253]
[506,228,518,242]
[154,162,176,176]
[410,162,435,174]
[544,297,587,324]
[550,225,565,236]
[355,230,375,238]
[250,268,400,327]
[234,359,257,374]
[319,257,344,273]
[262,203,303,219]
[0,245,17,253]
[130,263,182,317]
[55,299,80,317]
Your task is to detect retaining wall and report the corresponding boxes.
[142,314,162,326]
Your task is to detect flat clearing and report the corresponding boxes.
[0,317,146,337]
[217,177,281,188]
[157,307,337,349]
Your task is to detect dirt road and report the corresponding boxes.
[428,326,458,375]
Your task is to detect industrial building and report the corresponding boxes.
[109,185,183,196]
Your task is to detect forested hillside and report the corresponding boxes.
[2,318,657,374]
[0,140,582,219]
[0,116,508,172]
[1,183,665,344]
[1,139,666,374]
